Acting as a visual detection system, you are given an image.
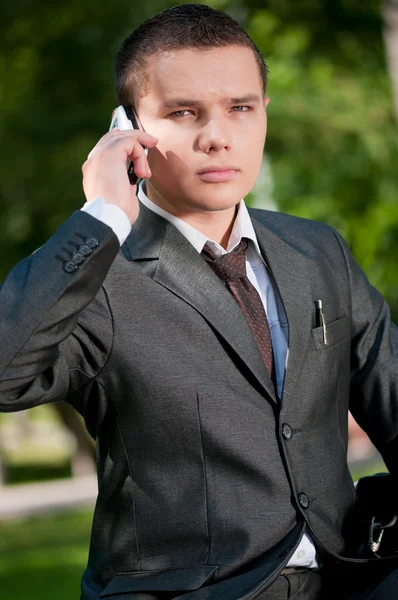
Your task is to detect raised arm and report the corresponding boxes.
[0,126,158,412]
[0,211,119,411]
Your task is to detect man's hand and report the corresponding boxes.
[82,128,158,224]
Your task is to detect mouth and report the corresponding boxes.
[196,166,239,183]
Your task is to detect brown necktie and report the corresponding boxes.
[201,238,276,385]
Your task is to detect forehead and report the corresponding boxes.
[137,45,263,107]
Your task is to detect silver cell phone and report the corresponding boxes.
[109,105,148,185]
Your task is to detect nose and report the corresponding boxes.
[197,118,232,153]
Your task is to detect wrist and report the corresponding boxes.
[81,197,132,245]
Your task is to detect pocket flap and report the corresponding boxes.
[100,566,218,597]
[312,315,350,350]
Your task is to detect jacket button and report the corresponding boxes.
[64,261,78,273]
[79,244,92,256]
[298,493,310,509]
[72,252,85,265]
[282,423,292,440]
[87,237,99,249]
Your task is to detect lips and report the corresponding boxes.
[197,165,238,174]
[197,166,239,183]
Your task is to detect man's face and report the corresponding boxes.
[136,45,268,215]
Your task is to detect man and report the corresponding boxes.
[1,4,398,599]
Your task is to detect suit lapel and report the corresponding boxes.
[123,203,277,403]
[250,214,312,406]
[122,201,166,262]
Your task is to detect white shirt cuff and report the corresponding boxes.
[81,197,131,246]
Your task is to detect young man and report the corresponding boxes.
[1,4,398,599]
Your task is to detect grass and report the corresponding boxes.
[0,404,60,427]
[350,460,387,483]
[0,509,93,600]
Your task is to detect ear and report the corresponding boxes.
[264,96,271,108]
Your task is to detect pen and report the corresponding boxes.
[315,300,327,345]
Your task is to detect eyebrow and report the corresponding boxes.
[161,94,262,109]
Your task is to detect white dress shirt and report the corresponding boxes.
[81,184,320,569]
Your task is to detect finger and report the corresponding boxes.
[87,128,121,159]
[88,129,157,159]
[131,153,151,179]
[97,131,158,163]
[118,130,158,149]
[127,142,152,179]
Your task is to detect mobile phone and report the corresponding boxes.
[109,105,148,185]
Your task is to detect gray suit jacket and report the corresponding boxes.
[1,202,398,600]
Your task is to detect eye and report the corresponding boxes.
[231,105,251,112]
[169,110,192,117]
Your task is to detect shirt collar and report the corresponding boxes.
[138,182,262,258]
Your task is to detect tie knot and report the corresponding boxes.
[202,238,248,282]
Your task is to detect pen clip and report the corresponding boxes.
[315,300,327,346]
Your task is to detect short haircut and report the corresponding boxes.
[115,3,268,107]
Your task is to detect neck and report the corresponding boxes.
[145,182,238,250]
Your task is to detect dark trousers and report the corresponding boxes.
[120,565,398,599]
[255,564,398,600]
[255,570,323,600]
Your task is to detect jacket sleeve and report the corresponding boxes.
[0,210,120,413]
[332,228,398,477]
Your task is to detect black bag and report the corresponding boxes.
[351,473,398,559]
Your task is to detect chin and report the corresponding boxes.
[187,196,239,213]
[203,200,241,212]
[187,184,247,211]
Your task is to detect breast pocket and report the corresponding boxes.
[311,315,350,351]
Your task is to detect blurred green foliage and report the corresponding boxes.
[0,3,395,597]
[245,0,398,318]
[0,509,93,599]
[0,0,397,319]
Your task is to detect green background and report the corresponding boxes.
[0,0,396,598]
[1,0,397,318]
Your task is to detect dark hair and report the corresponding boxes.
[115,3,268,107]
